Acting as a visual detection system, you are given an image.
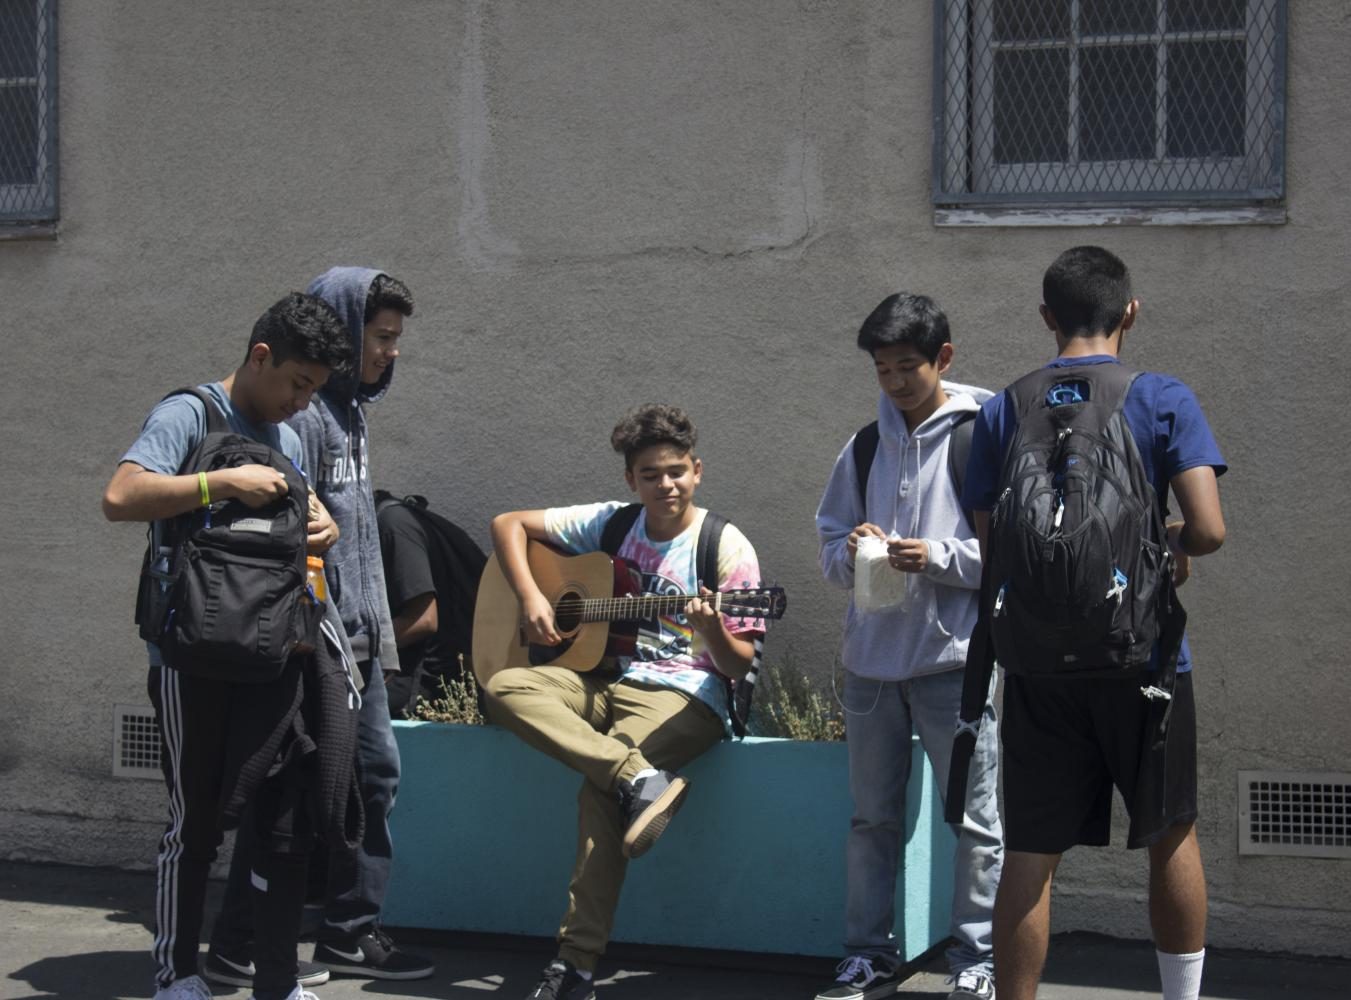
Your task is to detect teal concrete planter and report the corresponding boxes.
[385,721,954,960]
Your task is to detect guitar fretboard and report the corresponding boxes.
[568,593,767,623]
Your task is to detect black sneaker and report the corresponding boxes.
[814,954,901,1000]
[617,769,689,859]
[527,959,595,1000]
[202,949,330,988]
[313,927,435,980]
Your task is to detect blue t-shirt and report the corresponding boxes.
[963,356,1227,672]
[120,382,307,666]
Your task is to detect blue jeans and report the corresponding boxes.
[842,667,1002,977]
[323,659,401,936]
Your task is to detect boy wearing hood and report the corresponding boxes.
[206,269,434,985]
[814,294,1003,1000]
[293,268,433,979]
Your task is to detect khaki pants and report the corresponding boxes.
[484,666,723,970]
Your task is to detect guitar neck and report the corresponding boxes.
[576,593,755,623]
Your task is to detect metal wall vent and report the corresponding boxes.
[113,705,161,779]
[1238,771,1350,859]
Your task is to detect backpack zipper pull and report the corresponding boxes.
[1053,495,1065,529]
[993,583,1007,616]
[1106,568,1128,605]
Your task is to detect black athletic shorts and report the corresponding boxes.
[1001,671,1196,853]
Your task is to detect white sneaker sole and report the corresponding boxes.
[621,775,689,859]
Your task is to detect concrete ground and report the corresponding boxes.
[0,861,1344,999]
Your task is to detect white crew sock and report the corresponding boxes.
[1157,947,1205,1000]
[633,768,659,781]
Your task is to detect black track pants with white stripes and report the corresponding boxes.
[148,662,311,999]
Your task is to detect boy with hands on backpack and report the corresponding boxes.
[103,293,354,1000]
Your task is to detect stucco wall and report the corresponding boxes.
[1,0,1347,956]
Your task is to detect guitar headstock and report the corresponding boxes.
[718,587,788,621]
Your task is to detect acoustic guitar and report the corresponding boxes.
[471,540,787,686]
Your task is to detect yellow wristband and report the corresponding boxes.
[198,471,210,507]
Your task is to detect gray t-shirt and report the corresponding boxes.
[121,382,306,665]
[122,382,305,476]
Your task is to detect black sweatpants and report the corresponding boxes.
[148,661,312,1000]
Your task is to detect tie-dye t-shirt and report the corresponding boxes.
[542,501,765,724]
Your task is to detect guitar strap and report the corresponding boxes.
[598,504,761,739]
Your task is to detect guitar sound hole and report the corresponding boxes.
[554,593,584,633]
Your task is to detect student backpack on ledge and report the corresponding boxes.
[599,503,764,739]
[373,490,489,668]
[135,387,322,681]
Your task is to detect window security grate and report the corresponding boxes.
[1237,771,1351,859]
[0,0,57,222]
[933,0,1287,207]
[112,705,162,779]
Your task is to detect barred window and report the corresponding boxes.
[934,0,1286,216]
[1,0,57,225]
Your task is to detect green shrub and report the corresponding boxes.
[408,662,486,727]
[405,657,846,742]
[748,663,845,742]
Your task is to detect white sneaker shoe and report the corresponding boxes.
[153,975,212,1000]
[948,968,995,1000]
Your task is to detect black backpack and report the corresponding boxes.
[984,364,1183,678]
[135,388,322,682]
[852,412,976,528]
[373,491,489,664]
[945,364,1186,826]
[599,504,763,739]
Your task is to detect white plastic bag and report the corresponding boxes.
[855,535,909,613]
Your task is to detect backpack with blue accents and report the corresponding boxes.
[945,363,1186,825]
[984,363,1183,678]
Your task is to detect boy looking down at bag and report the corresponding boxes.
[103,292,354,1000]
[814,293,1002,1000]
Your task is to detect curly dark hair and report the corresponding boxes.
[365,273,414,323]
[610,404,698,469]
[247,292,355,376]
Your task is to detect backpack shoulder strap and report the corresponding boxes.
[599,503,643,557]
[694,510,753,739]
[851,421,880,508]
[168,386,230,437]
[695,510,729,591]
[947,411,976,525]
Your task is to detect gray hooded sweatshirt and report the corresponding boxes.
[815,381,993,682]
[289,266,400,672]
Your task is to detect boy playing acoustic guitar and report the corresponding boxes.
[483,404,766,1000]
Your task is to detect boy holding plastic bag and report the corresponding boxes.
[813,293,1003,1000]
